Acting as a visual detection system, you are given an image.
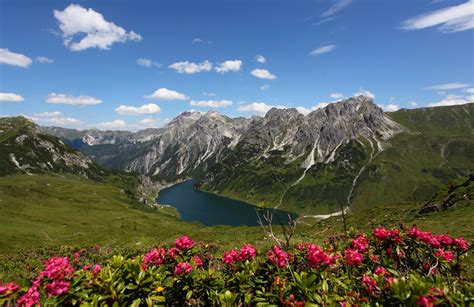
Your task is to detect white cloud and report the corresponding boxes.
[251,69,277,80]
[144,88,188,100]
[32,111,62,118]
[45,93,103,105]
[169,60,212,74]
[237,102,275,115]
[95,119,127,130]
[321,0,353,18]
[310,44,336,56]
[36,56,54,64]
[260,85,270,91]
[425,82,470,90]
[115,103,161,115]
[382,104,401,112]
[30,112,83,127]
[255,54,266,63]
[190,100,233,108]
[465,88,474,94]
[137,58,160,68]
[139,117,158,126]
[192,38,211,44]
[53,4,142,51]
[0,92,24,102]
[203,92,216,97]
[401,0,474,33]
[215,60,242,73]
[409,101,418,107]
[330,92,344,99]
[428,94,474,107]
[296,103,330,115]
[0,48,32,67]
[40,117,83,126]
[354,88,375,99]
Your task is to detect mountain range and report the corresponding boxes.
[13,96,474,215]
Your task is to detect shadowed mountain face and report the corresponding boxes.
[0,116,97,177]
[42,97,474,215]
[0,116,161,205]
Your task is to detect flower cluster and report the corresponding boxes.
[174,235,194,251]
[266,245,290,268]
[222,244,257,264]
[344,248,364,266]
[174,262,193,275]
[16,257,75,305]
[0,282,19,295]
[301,244,337,268]
[407,226,468,251]
[374,227,401,243]
[141,247,166,270]
[1,227,471,306]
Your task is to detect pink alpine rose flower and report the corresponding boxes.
[434,249,454,262]
[222,249,239,264]
[174,262,193,275]
[416,295,435,306]
[142,247,166,270]
[45,280,71,297]
[306,244,336,268]
[344,248,363,266]
[174,235,194,250]
[453,237,469,252]
[41,257,74,280]
[374,227,390,240]
[362,274,377,294]
[374,266,387,276]
[0,282,20,294]
[239,244,257,261]
[352,234,369,252]
[191,256,203,268]
[167,247,179,259]
[17,282,40,307]
[92,264,102,275]
[267,245,290,268]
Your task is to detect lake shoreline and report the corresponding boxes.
[156,179,297,227]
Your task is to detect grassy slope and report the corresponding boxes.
[203,104,474,215]
[0,174,265,255]
[1,174,472,282]
[1,173,472,253]
[350,104,474,212]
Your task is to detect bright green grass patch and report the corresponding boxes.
[0,174,268,255]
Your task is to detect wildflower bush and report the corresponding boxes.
[1,226,472,306]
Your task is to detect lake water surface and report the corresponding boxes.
[156,180,296,226]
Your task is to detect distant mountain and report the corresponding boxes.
[43,97,474,215]
[0,116,159,205]
[0,116,98,177]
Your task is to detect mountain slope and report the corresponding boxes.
[0,116,159,205]
[42,98,474,215]
[0,117,97,177]
[349,103,474,212]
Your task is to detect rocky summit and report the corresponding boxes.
[42,96,474,215]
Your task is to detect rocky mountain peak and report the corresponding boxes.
[41,96,404,178]
[264,107,303,123]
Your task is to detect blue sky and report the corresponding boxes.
[1,0,473,130]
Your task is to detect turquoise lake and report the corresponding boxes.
[156,180,297,226]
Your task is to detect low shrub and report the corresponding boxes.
[1,227,472,306]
